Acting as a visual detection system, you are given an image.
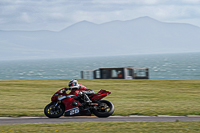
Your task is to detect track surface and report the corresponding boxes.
[1,115,200,125]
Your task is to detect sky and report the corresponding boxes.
[1,0,200,31]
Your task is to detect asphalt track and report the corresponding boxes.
[1,115,200,125]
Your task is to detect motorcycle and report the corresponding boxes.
[44,88,115,118]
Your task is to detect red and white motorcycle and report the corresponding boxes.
[44,88,114,118]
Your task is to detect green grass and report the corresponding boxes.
[0,79,200,116]
[0,121,200,133]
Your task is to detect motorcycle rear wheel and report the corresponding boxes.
[92,100,114,118]
[44,102,65,118]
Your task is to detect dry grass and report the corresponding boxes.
[0,121,200,133]
[0,79,200,116]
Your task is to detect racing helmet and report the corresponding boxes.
[68,79,79,87]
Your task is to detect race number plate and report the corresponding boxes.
[65,107,80,116]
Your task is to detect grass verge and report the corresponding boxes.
[0,121,200,133]
[0,79,200,116]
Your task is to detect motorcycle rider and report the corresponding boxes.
[67,79,94,103]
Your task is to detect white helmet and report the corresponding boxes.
[68,79,79,88]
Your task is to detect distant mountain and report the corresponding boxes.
[1,16,200,60]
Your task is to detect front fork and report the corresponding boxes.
[53,100,62,110]
[53,95,67,109]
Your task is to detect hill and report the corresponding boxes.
[1,16,200,60]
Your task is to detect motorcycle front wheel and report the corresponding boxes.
[92,100,114,118]
[44,102,65,118]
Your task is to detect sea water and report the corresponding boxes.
[0,52,199,80]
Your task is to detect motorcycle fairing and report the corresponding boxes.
[64,107,91,116]
[61,95,81,110]
[65,107,80,116]
[61,95,92,116]
[90,89,111,101]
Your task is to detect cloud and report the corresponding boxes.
[182,0,200,4]
[92,0,165,5]
[1,0,200,31]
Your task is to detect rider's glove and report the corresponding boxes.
[65,87,69,91]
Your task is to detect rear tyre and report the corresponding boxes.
[44,102,65,118]
[92,100,114,118]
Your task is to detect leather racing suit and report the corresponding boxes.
[66,84,94,103]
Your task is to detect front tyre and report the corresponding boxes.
[44,102,65,118]
[92,100,114,118]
